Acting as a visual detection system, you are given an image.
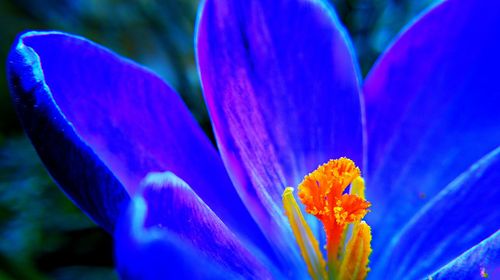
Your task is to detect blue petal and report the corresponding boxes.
[115,171,277,279]
[115,200,237,279]
[363,0,500,260]
[430,230,500,280]
[370,146,500,280]
[8,32,129,232]
[196,0,363,269]
[8,31,268,249]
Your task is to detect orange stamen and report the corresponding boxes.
[297,158,371,277]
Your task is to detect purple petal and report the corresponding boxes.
[371,146,500,279]
[196,0,363,268]
[363,0,500,258]
[8,31,267,248]
[430,230,500,280]
[115,171,277,279]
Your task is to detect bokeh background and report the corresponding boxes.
[0,0,435,279]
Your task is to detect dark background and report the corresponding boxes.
[0,0,435,278]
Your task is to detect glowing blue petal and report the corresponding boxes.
[7,31,267,248]
[115,171,277,279]
[8,31,129,232]
[371,146,500,279]
[363,0,500,262]
[430,230,500,280]
[196,0,363,271]
[115,205,234,279]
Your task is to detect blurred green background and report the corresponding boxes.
[0,0,435,279]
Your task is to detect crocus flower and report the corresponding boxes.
[7,0,500,279]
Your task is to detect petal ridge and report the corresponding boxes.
[372,146,500,279]
[430,230,500,280]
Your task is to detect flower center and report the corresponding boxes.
[283,158,372,280]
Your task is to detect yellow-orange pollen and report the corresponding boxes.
[283,157,372,280]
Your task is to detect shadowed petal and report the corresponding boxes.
[430,230,500,280]
[7,31,267,247]
[363,0,500,260]
[196,0,363,270]
[371,146,500,280]
[7,32,129,232]
[115,171,276,279]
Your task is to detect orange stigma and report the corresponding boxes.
[283,158,372,280]
[298,158,368,224]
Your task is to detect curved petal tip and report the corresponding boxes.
[115,171,277,279]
